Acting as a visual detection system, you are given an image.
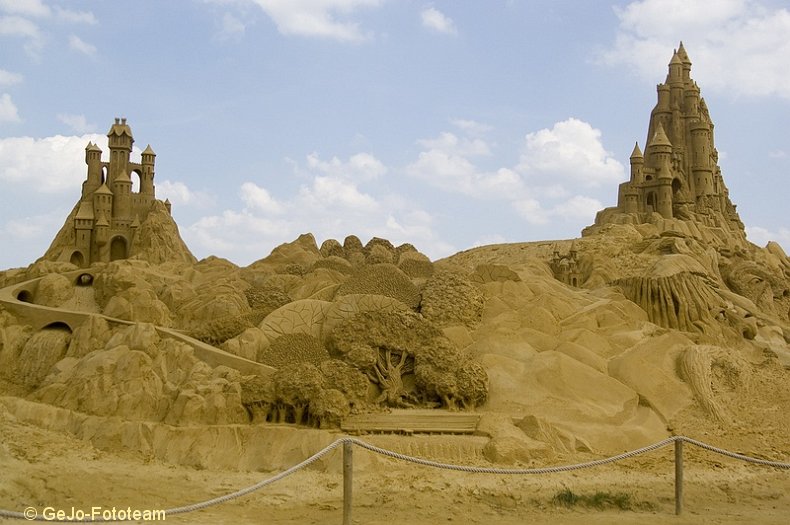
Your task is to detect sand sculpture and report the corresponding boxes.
[0,44,789,497]
[40,118,195,267]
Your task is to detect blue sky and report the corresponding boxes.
[1,0,789,269]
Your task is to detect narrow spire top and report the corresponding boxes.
[677,41,691,64]
[630,141,643,159]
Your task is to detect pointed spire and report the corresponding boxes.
[669,51,682,66]
[648,122,672,148]
[142,144,156,156]
[677,41,691,64]
[630,141,644,159]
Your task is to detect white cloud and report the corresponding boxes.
[407,147,523,199]
[0,0,50,17]
[185,151,450,264]
[600,0,790,98]
[250,0,382,42]
[420,6,457,35]
[157,180,216,209]
[451,118,492,135]
[299,175,379,211]
[54,7,97,25]
[745,225,790,250]
[0,133,107,192]
[3,212,59,239]
[57,113,95,134]
[68,34,96,56]
[0,93,21,122]
[417,132,491,157]
[240,181,283,213]
[517,117,625,187]
[0,69,23,86]
[551,195,604,221]
[306,151,386,181]
[216,12,246,40]
[0,15,43,54]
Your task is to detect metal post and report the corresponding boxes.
[343,441,353,525]
[674,438,684,515]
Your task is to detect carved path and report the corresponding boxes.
[0,269,275,377]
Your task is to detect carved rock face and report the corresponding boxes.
[723,260,790,321]
[615,254,757,338]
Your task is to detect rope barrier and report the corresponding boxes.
[678,436,790,469]
[0,435,787,522]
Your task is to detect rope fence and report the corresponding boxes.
[1,435,787,523]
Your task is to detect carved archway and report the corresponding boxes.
[69,250,85,268]
[110,236,127,261]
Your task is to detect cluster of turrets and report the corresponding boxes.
[68,118,170,266]
[593,43,743,234]
[549,242,582,287]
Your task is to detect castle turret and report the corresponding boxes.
[83,142,103,199]
[667,50,683,85]
[140,144,156,196]
[94,208,109,247]
[107,117,133,186]
[92,182,113,224]
[74,201,94,256]
[629,142,644,184]
[112,169,132,225]
[690,119,714,197]
[648,123,674,219]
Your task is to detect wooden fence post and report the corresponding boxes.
[343,441,353,525]
[674,438,684,515]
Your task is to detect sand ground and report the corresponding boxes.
[1,415,788,525]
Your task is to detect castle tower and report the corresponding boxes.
[112,169,132,226]
[629,142,645,184]
[92,182,113,225]
[74,201,94,254]
[83,142,103,199]
[107,117,133,186]
[647,123,674,219]
[586,43,747,243]
[690,119,714,197]
[618,142,644,214]
[140,144,156,196]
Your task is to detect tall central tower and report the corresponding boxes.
[588,43,745,243]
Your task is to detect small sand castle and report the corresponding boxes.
[40,118,195,266]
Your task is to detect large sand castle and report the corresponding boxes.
[1,44,789,523]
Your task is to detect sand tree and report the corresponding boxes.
[328,310,488,409]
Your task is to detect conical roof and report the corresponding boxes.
[115,169,132,184]
[630,141,643,159]
[94,182,113,195]
[648,122,672,148]
[677,41,691,64]
[75,201,94,220]
[142,144,156,156]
